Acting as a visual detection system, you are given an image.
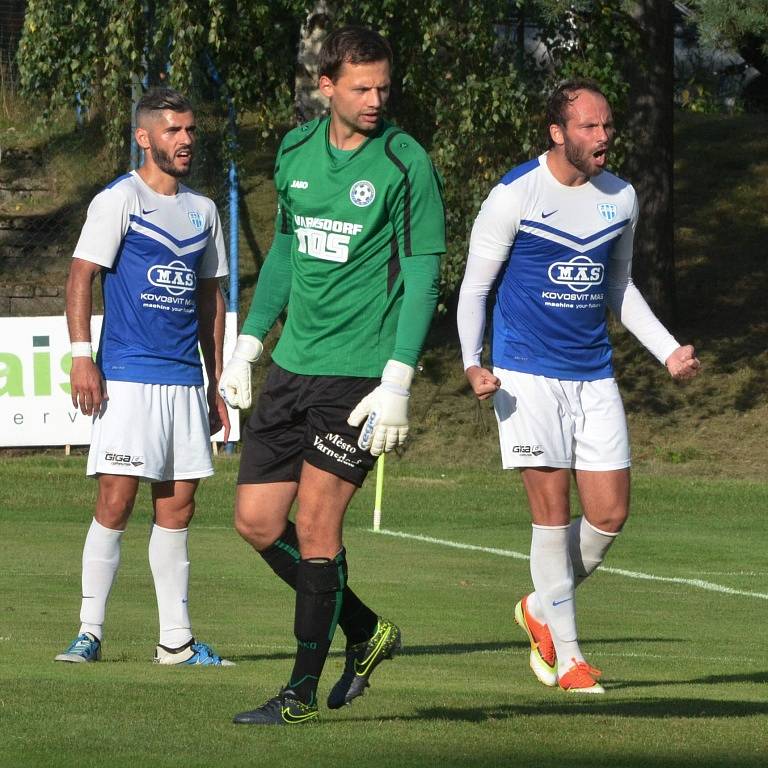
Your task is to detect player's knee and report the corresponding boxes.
[95,491,134,528]
[234,504,280,550]
[589,505,629,533]
[233,509,260,544]
[155,504,194,529]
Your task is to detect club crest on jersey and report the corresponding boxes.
[147,260,197,296]
[350,180,375,207]
[188,211,204,231]
[597,203,617,222]
[547,255,604,293]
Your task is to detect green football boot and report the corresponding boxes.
[327,617,402,709]
[233,688,319,725]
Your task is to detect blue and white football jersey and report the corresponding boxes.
[73,171,228,386]
[468,153,638,380]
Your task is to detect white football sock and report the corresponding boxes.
[529,523,584,675]
[526,517,620,617]
[570,515,620,587]
[149,524,193,649]
[79,518,124,641]
[526,591,545,623]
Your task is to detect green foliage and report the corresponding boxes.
[17,0,643,299]
[329,1,538,302]
[678,80,733,113]
[19,1,142,164]
[332,0,639,300]
[18,0,303,166]
[522,0,637,170]
[693,0,768,55]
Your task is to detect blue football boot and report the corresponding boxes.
[55,632,102,663]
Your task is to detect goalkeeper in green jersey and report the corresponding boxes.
[220,25,446,725]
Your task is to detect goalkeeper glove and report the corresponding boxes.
[347,359,414,456]
[218,334,263,409]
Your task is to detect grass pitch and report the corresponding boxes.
[0,454,766,768]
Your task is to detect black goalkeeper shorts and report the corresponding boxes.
[237,363,379,487]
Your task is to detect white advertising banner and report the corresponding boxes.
[0,313,240,447]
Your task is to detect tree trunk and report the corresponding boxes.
[295,1,334,124]
[624,0,677,324]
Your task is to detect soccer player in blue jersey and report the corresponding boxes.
[55,88,233,667]
[457,78,700,693]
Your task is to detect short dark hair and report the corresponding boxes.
[136,87,193,125]
[546,78,607,147]
[318,25,392,82]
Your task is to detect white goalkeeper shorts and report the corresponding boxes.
[87,381,214,482]
[492,368,630,471]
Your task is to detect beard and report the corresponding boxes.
[563,135,603,177]
[148,141,192,178]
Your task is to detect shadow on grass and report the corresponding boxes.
[229,640,516,663]
[340,695,768,724]
[609,670,768,690]
[229,636,681,663]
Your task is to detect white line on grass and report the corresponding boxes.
[375,529,768,601]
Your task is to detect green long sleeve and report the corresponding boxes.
[391,253,441,368]
[241,230,293,340]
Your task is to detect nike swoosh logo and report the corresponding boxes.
[354,628,392,676]
[142,208,158,215]
[281,707,317,723]
[552,597,573,607]
[542,210,558,219]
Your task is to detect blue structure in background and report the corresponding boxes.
[204,54,240,318]
[206,55,240,453]
[129,74,150,171]
[227,156,239,314]
[75,90,84,129]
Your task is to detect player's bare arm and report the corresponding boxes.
[665,344,701,381]
[65,257,106,415]
[197,277,230,441]
[465,365,501,401]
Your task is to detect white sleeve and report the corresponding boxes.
[457,252,506,370]
[467,182,521,262]
[72,187,129,268]
[606,194,679,365]
[199,206,228,278]
[456,183,519,369]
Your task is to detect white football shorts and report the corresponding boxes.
[493,368,630,471]
[87,381,214,481]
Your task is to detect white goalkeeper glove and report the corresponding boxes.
[218,334,263,409]
[347,359,414,456]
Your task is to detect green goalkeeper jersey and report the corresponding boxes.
[248,116,445,377]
